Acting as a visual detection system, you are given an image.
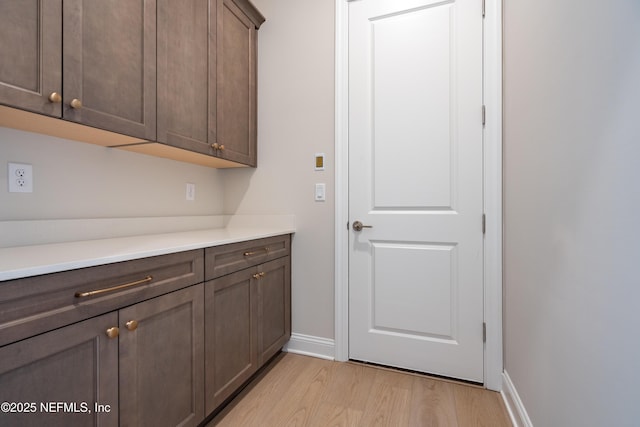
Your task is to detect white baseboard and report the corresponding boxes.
[501,370,533,427]
[283,333,335,361]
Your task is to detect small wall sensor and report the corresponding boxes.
[315,153,325,171]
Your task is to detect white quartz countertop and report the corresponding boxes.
[0,225,295,282]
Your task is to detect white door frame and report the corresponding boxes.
[334,0,503,391]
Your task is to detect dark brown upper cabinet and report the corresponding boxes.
[0,0,264,167]
[157,0,264,166]
[62,0,157,140]
[0,0,156,140]
[0,1,63,117]
[216,0,264,166]
[156,0,213,155]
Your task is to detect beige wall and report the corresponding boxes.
[224,0,336,340]
[503,0,640,425]
[0,128,224,220]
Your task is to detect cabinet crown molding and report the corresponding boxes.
[234,0,266,28]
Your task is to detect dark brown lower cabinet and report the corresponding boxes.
[257,257,292,365]
[0,235,290,425]
[119,284,204,427]
[0,313,119,427]
[205,267,258,412]
[205,256,291,413]
[0,285,204,427]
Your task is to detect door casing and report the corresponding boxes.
[333,0,503,391]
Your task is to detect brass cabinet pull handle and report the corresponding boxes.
[48,92,62,103]
[106,327,119,339]
[212,143,225,152]
[244,247,270,257]
[252,272,266,279]
[70,98,82,109]
[125,320,138,331]
[75,275,153,298]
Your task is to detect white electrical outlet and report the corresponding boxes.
[8,163,33,193]
[186,183,195,201]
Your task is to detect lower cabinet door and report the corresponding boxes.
[119,284,204,427]
[204,256,291,414]
[205,268,258,413]
[257,257,291,365]
[0,312,119,427]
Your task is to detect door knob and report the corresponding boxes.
[352,221,372,232]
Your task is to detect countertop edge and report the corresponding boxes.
[0,226,295,282]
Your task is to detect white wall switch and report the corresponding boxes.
[186,183,196,201]
[315,183,326,201]
[8,162,33,193]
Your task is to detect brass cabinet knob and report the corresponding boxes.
[218,144,225,151]
[212,143,219,150]
[70,98,82,109]
[106,327,119,339]
[48,92,62,103]
[125,320,138,331]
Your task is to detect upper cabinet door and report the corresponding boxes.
[157,0,214,155]
[62,0,157,140]
[0,0,62,117]
[216,0,262,167]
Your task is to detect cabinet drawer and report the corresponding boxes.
[0,249,204,347]
[205,234,290,280]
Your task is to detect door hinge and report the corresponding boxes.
[482,105,486,126]
[482,0,485,18]
[483,322,487,342]
[482,213,486,234]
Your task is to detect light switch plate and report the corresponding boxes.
[186,183,195,201]
[315,183,326,201]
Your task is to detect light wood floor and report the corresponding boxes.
[208,353,512,427]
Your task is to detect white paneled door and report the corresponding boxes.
[348,0,484,382]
